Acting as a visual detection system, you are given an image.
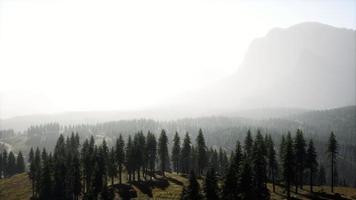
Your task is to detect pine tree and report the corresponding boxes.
[158,129,169,176]
[181,170,203,200]
[294,129,306,192]
[0,153,3,178]
[252,131,269,200]
[327,132,338,193]
[146,131,157,180]
[2,150,8,177]
[16,151,25,173]
[282,132,295,199]
[126,135,134,181]
[7,151,16,176]
[266,135,277,193]
[244,129,253,158]
[238,158,255,200]
[115,134,125,184]
[180,133,192,174]
[28,148,36,197]
[196,129,207,176]
[39,150,52,200]
[306,139,318,192]
[72,152,82,200]
[108,147,117,185]
[203,168,219,200]
[172,132,181,174]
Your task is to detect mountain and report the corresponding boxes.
[172,22,356,113]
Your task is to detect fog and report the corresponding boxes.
[0,0,355,119]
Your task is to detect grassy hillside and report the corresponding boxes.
[1,172,356,200]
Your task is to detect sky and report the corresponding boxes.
[0,0,355,119]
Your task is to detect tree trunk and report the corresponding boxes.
[331,154,334,193]
[310,169,313,192]
[272,169,275,192]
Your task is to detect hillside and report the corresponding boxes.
[1,173,356,200]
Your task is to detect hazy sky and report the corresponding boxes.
[0,0,355,119]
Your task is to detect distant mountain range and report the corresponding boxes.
[0,22,355,131]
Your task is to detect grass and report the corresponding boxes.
[1,172,355,200]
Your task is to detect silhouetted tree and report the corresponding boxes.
[294,129,306,193]
[203,168,219,200]
[158,130,169,176]
[181,170,203,200]
[328,132,338,193]
[180,133,192,174]
[115,134,125,184]
[306,139,318,192]
[196,129,207,176]
[172,132,181,173]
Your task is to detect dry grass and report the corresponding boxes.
[1,172,355,200]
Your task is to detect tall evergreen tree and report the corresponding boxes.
[72,152,82,200]
[306,139,318,192]
[115,134,125,184]
[2,150,8,177]
[172,132,181,173]
[327,132,338,193]
[282,132,295,199]
[146,131,157,180]
[108,147,117,185]
[318,164,326,186]
[0,153,3,178]
[39,150,52,200]
[158,129,169,176]
[181,170,203,200]
[266,135,277,193]
[180,133,192,174]
[16,151,25,173]
[294,129,306,192]
[238,158,255,200]
[196,129,207,176]
[252,131,269,200]
[203,168,219,200]
[7,152,16,176]
[244,129,253,158]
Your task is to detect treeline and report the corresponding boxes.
[0,149,25,178]
[27,129,338,200]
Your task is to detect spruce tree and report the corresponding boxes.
[2,150,8,177]
[252,131,269,200]
[158,129,169,176]
[266,135,277,193]
[244,129,253,158]
[181,170,203,200]
[28,148,36,197]
[16,151,25,173]
[172,132,181,174]
[108,147,117,185]
[306,139,318,192]
[238,158,255,200]
[282,132,295,199]
[115,134,125,184]
[72,152,82,200]
[39,150,52,200]
[146,131,157,180]
[180,133,192,174]
[294,129,306,192]
[0,153,3,178]
[203,168,219,200]
[196,129,207,176]
[327,132,338,193]
[7,151,16,176]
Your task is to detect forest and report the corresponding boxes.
[0,128,344,200]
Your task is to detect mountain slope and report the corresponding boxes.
[175,22,356,113]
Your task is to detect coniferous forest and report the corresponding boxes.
[6,128,342,200]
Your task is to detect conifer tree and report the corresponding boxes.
[146,131,157,180]
[306,139,318,192]
[180,133,192,174]
[238,158,255,200]
[282,132,295,199]
[172,132,181,173]
[0,153,3,178]
[327,132,338,193]
[203,168,219,200]
[196,129,207,176]
[39,150,52,200]
[115,134,125,184]
[2,150,8,177]
[7,151,16,176]
[181,170,203,200]
[108,147,117,185]
[126,135,134,181]
[158,129,169,176]
[28,148,36,197]
[244,129,253,158]
[294,129,306,192]
[16,151,25,173]
[266,135,277,193]
[72,152,82,200]
[252,131,269,200]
